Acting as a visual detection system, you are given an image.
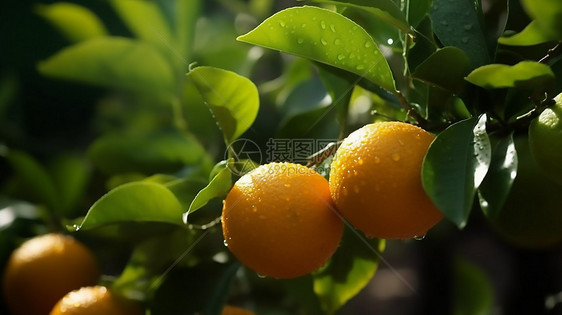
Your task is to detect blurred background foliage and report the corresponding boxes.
[0,0,561,314]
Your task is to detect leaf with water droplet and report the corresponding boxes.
[429,0,490,68]
[303,0,411,34]
[465,61,555,89]
[237,6,396,92]
[422,114,491,229]
[477,133,518,219]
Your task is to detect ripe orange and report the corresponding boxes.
[222,162,344,279]
[329,121,443,239]
[49,286,143,315]
[221,305,256,315]
[2,233,100,315]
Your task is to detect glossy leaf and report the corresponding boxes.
[430,0,490,68]
[76,181,184,230]
[88,131,207,175]
[477,133,518,218]
[499,21,559,46]
[237,6,396,92]
[453,258,494,315]
[35,2,107,43]
[38,37,175,96]
[413,47,471,95]
[184,166,232,221]
[305,0,411,34]
[187,66,259,144]
[313,228,385,314]
[164,177,208,210]
[522,0,562,39]
[422,115,491,228]
[465,61,555,89]
[109,0,172,48]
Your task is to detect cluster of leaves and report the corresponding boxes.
[1,0,561,314]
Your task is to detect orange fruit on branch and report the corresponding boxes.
[329,121,443,239]
[49,286,143,315]
[222,162,344,279]
[2,233,100,315]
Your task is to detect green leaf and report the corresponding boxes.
[175,0,202,60]
[477,133,518,218]
[304,0,411,34]
[38,37,175,96]
[413,47,471,95]
[237,6,396,92]
[429,0,490,68]
[49,155,90,217]
[316,64,355,134]
[185,166,232,221]
[522,0,562,39]
[276,78,340,139]
[162,177,208,210]
[453,257,494,315]
[406,0,433,27]
[76,181,184,230]
[422,115,491,228]
[35,2,107,43]
[465,61,555,89]
[499,21,559,46]
[7,151,58,211]
[88,131,207,175]
[187,66,259,144]
[109,0,172,48]
[313,228,385,314]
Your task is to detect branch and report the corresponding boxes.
[539,42,562,64]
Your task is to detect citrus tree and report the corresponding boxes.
[1,0,561,314]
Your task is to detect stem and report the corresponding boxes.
[538,42,562,64]
[393,91,426,124]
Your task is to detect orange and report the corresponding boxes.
[221,305,257,315]
[329,121,443,239]
[222,162,344,279]
[490,136,562,249]
[2,233,100,315]
[49,286,143,315]
[528,92,562,184]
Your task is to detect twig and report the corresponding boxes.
[539,42,562,64]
